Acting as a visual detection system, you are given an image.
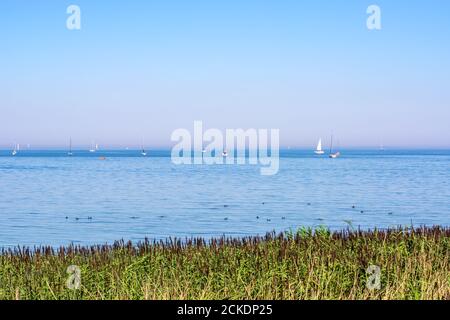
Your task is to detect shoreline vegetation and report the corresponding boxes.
[0,227,448,300]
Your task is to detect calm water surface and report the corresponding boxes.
[0,149,449,247]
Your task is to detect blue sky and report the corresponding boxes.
[1,0,449,148]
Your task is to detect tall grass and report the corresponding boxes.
[0,226,449,300]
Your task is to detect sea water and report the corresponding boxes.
[0,149,449,247]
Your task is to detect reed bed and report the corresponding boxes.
[0,226,448,300]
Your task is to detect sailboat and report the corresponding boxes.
[314,139,325,155]
[12,144,18,156]
[68,138,73,156]
[89,141,96,153]
[222,150,228,157]
[328,135,340,158]
[141,141,147,156]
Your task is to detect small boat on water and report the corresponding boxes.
[140,138,147,156]
[222,150,228,157]
[329,135,340,158]
[314,138,325,155]
[329,151,341,159]
[68,138,73,156]
[12,144,18,156]
[89,142,99,153]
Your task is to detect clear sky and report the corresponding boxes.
[1,0,449,148]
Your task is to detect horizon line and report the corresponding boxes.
[1,146,450,151]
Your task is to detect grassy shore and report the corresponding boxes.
[0,226,448,300]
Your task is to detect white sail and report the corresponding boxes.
[316,139,322,152]
[314,138,324,155]
[68,138,73,156]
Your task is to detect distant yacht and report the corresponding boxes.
[222,150,228,157]
[89,142,98,153]
[314,139,325,155]
[12,144,18,156]
[141,141,147,156]
[329,135,340,159]
[329,152,340,159]
[68,138,73,156]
